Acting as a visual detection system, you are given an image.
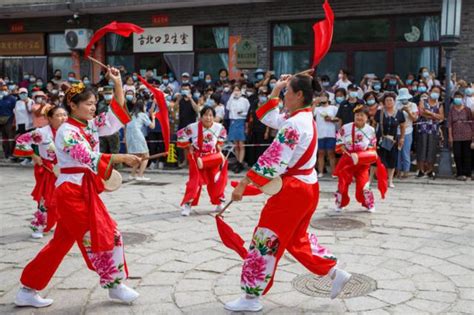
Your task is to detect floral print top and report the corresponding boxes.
[336,122,376,153]
[176,121,227,155]
[14,125,57,161]
[55,98,131,187]
[247,98,317,185]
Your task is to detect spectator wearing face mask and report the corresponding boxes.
[205,93,224,123]
[34,78,46,93]
[19,73,30,89]
[159,74,171,91]
[448,91,473,181]
[336,84,363,127]
[31,91,52,128]
[363,91,380,128]
[14,88,34,135]
[82,76,92,87]
[0,84,17,160]
[177,84,200,165]
[67,71,77,83]
[405,73,416,90]
[314,92,338,178]
[124,90,136,113]
[383,74,402,93]
[396,88,419,178]
[123,76,136,95]
[320,75,335,104]
[334,88,347,107]
[27,75,37,93]
[463,84,474,110]
[416,86,444,179]
[227,85,250,173]
[418,67,440,90]
[203,74,214,89]
[333,69,352,91]
[246,87,272,165]
[180,72,191,89]
[96,86,121,157]
[219,82,233,129]
[97,71,108,87]
[51,69,63,86]
[412,81,428,105]
[215,69,229,88]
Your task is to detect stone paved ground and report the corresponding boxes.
[0,166,473,314]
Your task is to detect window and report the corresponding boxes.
[395,16,440,42]
[105,34,134,74]
[48,56,73,80]
[333,19,390,44]
[107,56,134,72]
[47,33,73,81]
[272,22,312,77]
[317,52,347,83]
[394,47,439,79]
[48,33,70,54]
[195,26,229,77]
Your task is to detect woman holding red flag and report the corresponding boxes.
[177,106,228,216]
[14,67,142,308]
[225,73,351,312]
[333,105,387,213]
[14,106,68,239]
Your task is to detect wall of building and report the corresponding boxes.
[0,0,472,81]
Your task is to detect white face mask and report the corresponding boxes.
[223,87,230,93]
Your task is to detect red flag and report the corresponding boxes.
[215,215,248,259]
[136,75,170,152]
[230,180,262,196]
[85,21,144,58]
[311,0,334,68]
[376,157,388,199]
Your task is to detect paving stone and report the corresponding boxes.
[344,296,388,312]
[368,290,413,305]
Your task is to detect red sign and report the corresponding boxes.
[152,15,169,26]
[228,36,241,80]
[9,22,24,33]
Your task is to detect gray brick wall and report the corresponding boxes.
[1,0,472,81]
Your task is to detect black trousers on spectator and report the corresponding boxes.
[452,141,472,177]
[0,118,15,159]
[246,130,270,166]
[147,131,165,164]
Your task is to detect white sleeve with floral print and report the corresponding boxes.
[14,125,56,161]
[336,123,377,152]
[248,111,317,185]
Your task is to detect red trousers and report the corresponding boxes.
[20,183,127,290]
[335,156,373,208]
[240,177,337,297]
[181,153,226,206]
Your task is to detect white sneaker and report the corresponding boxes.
[31,231,43,239]
[181,204,192,216]
[20,159,29,166]
[329,268,352,299]
[389,182,395,188]
[148,162,157,170]
[135,176,150,181]
[224,296,263,312]
[14,287,53,308]
[318,173,325,178]
[367,206,375,213]
[128,175,136,181]
[158,162,164,170]
[108,284,139,304]
[334,206,344,213]
[215,203,224,212]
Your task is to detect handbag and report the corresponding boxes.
[379,110,395,151]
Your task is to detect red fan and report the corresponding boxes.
[230,181,262,196]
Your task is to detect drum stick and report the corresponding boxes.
[295,68,314,76]
[216,200,233,217]
[142,152,168,162]
[87,56,108,69]
[42,165,54,173]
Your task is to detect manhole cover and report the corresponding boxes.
[311,217,365,231]
[292,273,376,298]
[122,232,149,245]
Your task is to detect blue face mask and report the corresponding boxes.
[406,79,413,85]
[349,91,358,98]
[83,80,90,85]
[465,88,473,96]
[259,96,268,103]
[104,94,113,101]
[453,98,463,106]
[256,74,264,80]
[126,95,134,101]
[166,95,172,102]
[19,93,28,100]
[68,77,75,82]
[389,80,397,85]
[181,90,190,96]
[336,96,345,104]
[373,84,381,91]
[108,81,115,87]
[169,77,175,82]
[192,76,199,82]
[367,99,376,106]
[412,86,418,92]
[418,86,427,93]
[422,71,430,78]
[269,83,276,89]
[132,75,137,81]
[430,92,440,100]
[8,85,15,91]
[193,92,201,99]
[205,79,212,84]
[163,79,169,85]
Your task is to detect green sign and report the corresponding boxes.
[236,39,258,68]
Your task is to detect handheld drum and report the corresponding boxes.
[196,152,224,170]
[351,150,377,166]
[103,169,123,192]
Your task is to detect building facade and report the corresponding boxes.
[0,0,472,84]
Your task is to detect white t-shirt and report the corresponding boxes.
[464,96,474,110]
[227,96,250,120]
[314,105,338,139]
[14,99,33,129]
[333,79,352,91]
[396,101,418,135]
[215,104,225,120]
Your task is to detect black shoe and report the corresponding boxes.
[427,171,436,179]
[416,171,425,178]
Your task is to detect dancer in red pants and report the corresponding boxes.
[14,106,67,238]
[334,105,387,213]
[14,68,142,308]
[177,106,227,216]
[226,74,351,312]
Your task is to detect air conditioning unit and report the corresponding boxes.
[64,29,93,50]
